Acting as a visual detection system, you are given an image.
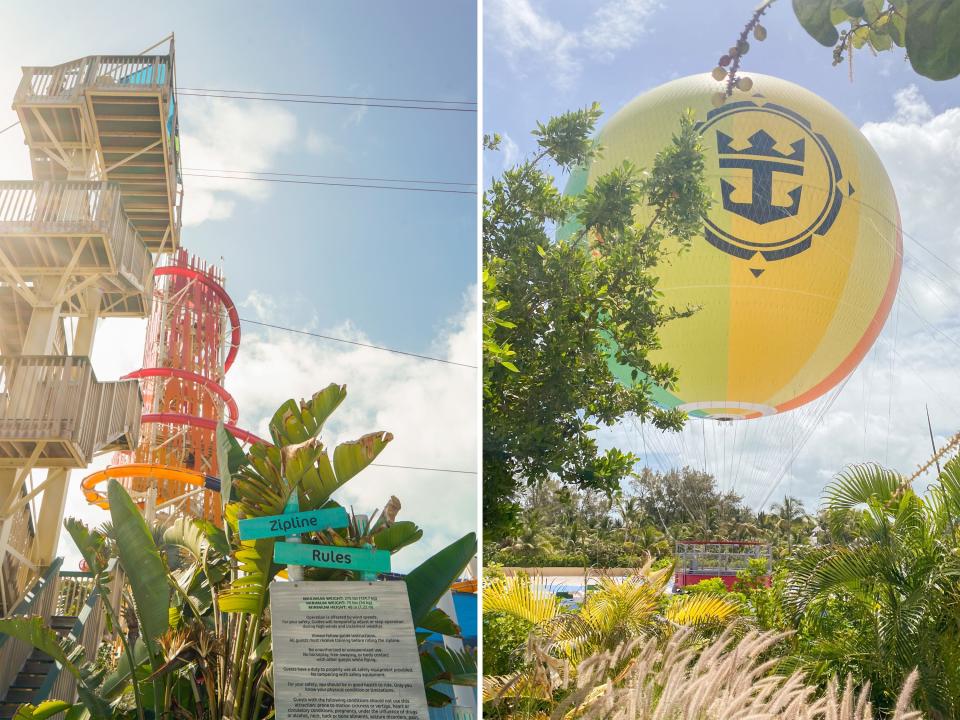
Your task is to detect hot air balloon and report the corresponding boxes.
[562,74,902,501]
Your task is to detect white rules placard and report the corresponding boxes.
[270,581,430,720]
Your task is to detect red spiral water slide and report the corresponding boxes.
[82,250,266,520]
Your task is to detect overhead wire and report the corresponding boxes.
[177,87,476,106]
[183,167,476,188]
[237,316,477,368]
[182,171,475,196]
[148,296,476,369]
[369,462,475,475]
[177,90,476,113]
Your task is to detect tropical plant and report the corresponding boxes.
[771,495,811,554]
[483,104,711,538]
[482,560,742,716]
[781,459,960,719]
[485,627,921,720]
[0,384,477,719]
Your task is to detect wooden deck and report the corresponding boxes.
[13,55,181,253]
[0,356,141,468]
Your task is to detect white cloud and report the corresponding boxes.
[486,0,659,90]
[226,291,478,569]
[179,98,298,226]
[581,0,660,60]
[499,132,520,169]
[56,291,478,573]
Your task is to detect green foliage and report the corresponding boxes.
[483,105,710,539]
[12,702,75,720]
[482,612,534,676]
[405,532,477,627]
[778,460,960,717]
[106,479,171,656]
[11,384,475,718]
[791,0,960,79]
[683,577,728,595]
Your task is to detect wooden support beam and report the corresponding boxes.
[102,138,161,174]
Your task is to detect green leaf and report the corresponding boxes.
[501,361,520,372]
[106,479,171,653]
[906,0,960,80]
[418,607,460,637]
[835,0,865,18]
[405,532,476,626]
[63,519,107,576]
[793,0,841,45]
[424,686,455,707]
[269,384,348,446]
[373,520,423,553]
[332,432,393,486]
[863,0,884,22]
[13,701,74,720]
[216,421,242,506]
[889,11,907,45]
[100,638,150,698]
[420,646,478,687]
[0,618,78,676]
[869,28,893,50]
[163,517,207,563]
[219,539,274,614]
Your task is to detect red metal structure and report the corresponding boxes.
[82,248,263,522]
[673,540,772,590]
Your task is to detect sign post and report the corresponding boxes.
[270,582,430,720]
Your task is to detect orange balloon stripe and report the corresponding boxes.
[775,206,902,413]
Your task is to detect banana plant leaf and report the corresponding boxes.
[13,701,74,719]
[418,608,460,637]
[106,480,170,654]
[269,384,347,446]
[373,521,423,553]
[405,532,476,627]
[420,646,478,688]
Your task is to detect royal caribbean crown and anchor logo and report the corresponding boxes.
[695,97,853,275]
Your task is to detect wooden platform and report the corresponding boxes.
[0,356,141,468]
[13,55,181,253]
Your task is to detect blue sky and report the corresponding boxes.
[1,0,477,352]
[485,0,956,161]
[484,0,960,510]
[0,1,478,571]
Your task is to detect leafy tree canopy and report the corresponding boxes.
[483,105,710,539]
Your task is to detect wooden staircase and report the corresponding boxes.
[0,614,75,719]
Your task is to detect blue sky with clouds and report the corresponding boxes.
[0,1,478,571]
[484,0,960,509]
[1,0,477,352]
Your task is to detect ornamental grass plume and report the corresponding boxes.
[484,627,921,720]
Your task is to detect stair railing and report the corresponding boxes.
[41,568,108,705]
[0,558,62,701]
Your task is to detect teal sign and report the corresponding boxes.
[274,542,391,574]
[238,507,349,541]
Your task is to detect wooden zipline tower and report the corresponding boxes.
[0,45,182,613]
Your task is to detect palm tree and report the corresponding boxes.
[771,495,808,553]
[783,460,960,719]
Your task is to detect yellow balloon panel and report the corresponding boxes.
[572,74,901,419]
